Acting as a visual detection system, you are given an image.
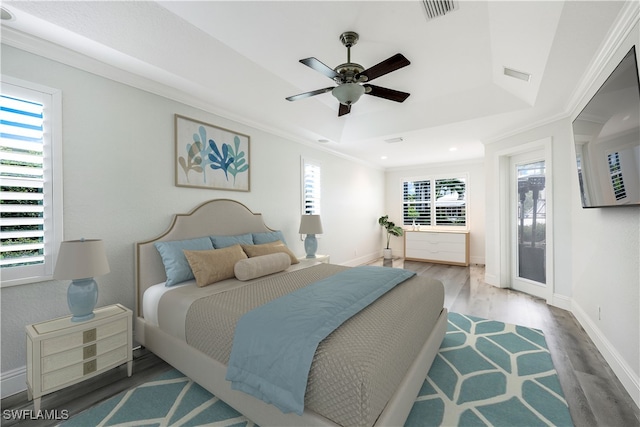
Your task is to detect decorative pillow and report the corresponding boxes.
[154,237,214,286]
[234,253,291,281]
[252,230,287,245]
[241,240,299,264]
[210,233,254,249]
[183,244,247,287]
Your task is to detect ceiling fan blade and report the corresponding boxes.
[356,53,410,82]
[286,87,334,102]
[338,103,351,117]
[364,84,410,103]
[300,57,340,80]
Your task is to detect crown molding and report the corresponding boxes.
[1,26,382,171]
[564,0,640,114]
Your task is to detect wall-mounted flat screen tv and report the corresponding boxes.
[572,45,640,208]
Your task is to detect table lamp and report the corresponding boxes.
[299,215,323,258]
[53,239,110,322]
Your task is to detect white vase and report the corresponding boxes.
[383,248,392,259]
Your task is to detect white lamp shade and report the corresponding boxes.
[54,239,110,280]
[332,83,365,105]
[299,215,323,235]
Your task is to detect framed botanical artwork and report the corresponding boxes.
[175,114,250,191]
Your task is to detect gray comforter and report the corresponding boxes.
[158,264,444,427]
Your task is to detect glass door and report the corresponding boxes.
[511,153,547,297]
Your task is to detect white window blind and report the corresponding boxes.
[403,175,467,228]
[1,79,62,286]
[302,159,321,215]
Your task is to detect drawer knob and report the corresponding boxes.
[83,360,97,375]
[83,328,97,343]
[83,344,97,359]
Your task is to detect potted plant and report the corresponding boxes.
[378,215,404,259]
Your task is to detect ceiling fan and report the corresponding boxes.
[286,31,411,117]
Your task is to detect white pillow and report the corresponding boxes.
[234,253,291,281]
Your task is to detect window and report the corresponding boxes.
[1,78,62,286]
[302,158,321,215]
[403,175,467,228]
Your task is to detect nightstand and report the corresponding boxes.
[297,254,330,265]
[26,304,132,411]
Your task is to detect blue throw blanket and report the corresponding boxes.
[225,265,416,415]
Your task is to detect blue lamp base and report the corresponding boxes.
[304,234,318,258]
[67,278,98,322]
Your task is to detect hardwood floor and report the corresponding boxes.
[2,261,638,426]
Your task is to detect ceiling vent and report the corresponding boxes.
[422,0,459,20]
[503,67,532,82]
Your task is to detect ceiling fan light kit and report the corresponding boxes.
[286,31,411,116]
[332,83,365,106]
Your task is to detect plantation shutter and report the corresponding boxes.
[303,160,321,215]
[435,178,467,226]
[403,179,431,225]
[403,176,467,228]
[1,79,62,286]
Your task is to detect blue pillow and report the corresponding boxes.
[210,233,254,249]
[252,230,287,245]
[154,237,214,286]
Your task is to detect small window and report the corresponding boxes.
[1,78,63,286]
[302,158,321,215]
[403,175,467,228]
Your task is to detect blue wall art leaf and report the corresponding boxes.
[208,139,235,180]
[227,136,249,184]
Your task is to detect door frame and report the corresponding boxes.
[495,137,554,303]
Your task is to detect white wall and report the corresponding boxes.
[0,45,385,392]
[568,22,639,404]
[484,22,639,404]
[384,161,485,264]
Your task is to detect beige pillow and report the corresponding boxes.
[183,244,247,287]
[241,240,299,264]
[234,252,292,281]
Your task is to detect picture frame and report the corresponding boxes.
[175,114,250,191]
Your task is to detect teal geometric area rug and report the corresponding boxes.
[61,313,572,427]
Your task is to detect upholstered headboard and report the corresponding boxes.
[135,199,274,317]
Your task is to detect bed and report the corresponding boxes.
[135,199,447,427]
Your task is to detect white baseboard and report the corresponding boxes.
[1,366,26,398]
[341,252,380,267]
[469,256,485,265]
[572,301,640,407]
[550,293,572,311]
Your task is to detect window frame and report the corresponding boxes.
[402,173,469,231]
[1,76,63,287]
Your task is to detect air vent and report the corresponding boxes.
[503,67,532,82]
[422,0,459,20]
[385,137,404,144]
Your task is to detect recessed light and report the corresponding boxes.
[503,67,531,82]
[1,7,14,21]
[380,155,388,160]
[449,147,458,152]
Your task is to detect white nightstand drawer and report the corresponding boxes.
[41,318,127,357]
[41,345,128,392]
[26,304,133,411]
[42,331,128,374]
